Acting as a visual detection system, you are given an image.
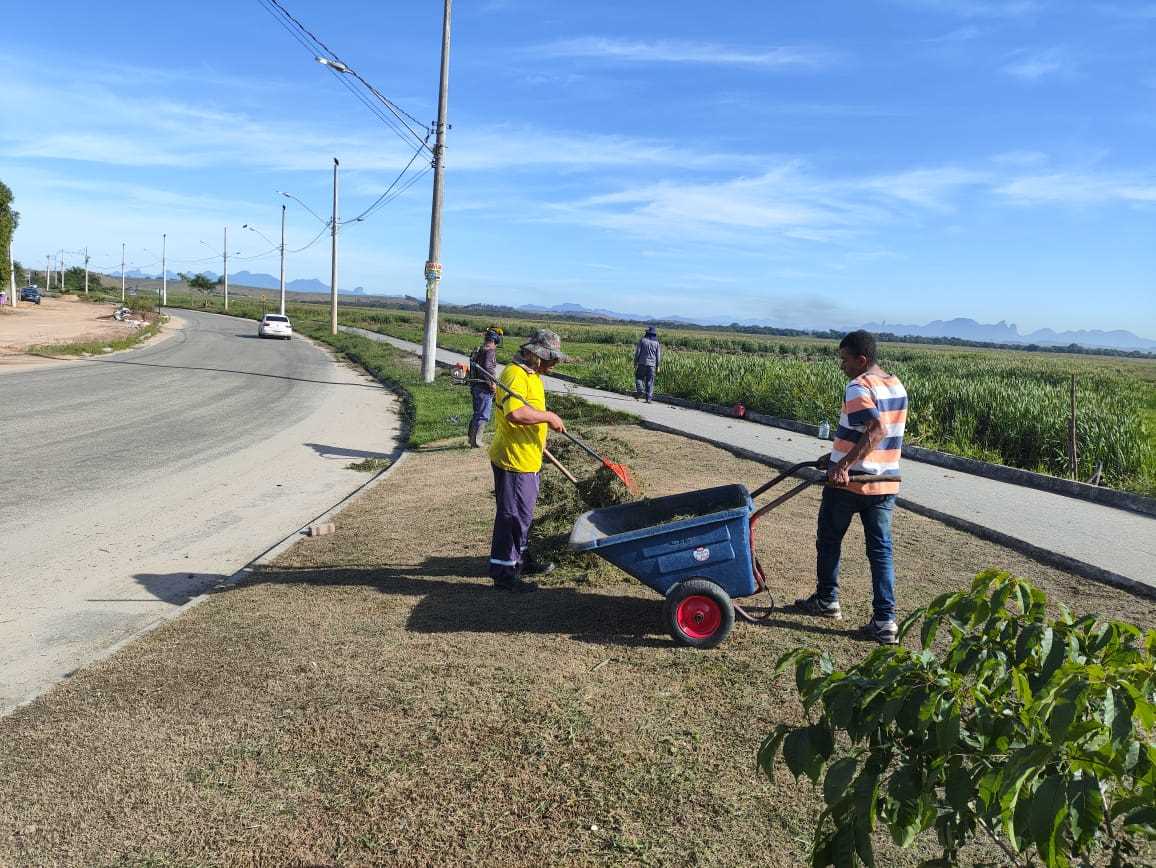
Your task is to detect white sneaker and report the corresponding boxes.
[862,619,898,645]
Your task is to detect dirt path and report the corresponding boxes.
[1,426,1152,866]
[0,295,143,363]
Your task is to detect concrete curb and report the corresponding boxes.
[639,420,1155,601]
[636,395,1156,519]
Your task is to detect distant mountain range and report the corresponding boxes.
[105,273,1153,351]
[519,304,1156,351]
[117,268,366,295]
[862,318,1156,351]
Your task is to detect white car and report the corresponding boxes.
[258,314,293,340]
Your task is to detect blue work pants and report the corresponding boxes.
[489,464,540,580]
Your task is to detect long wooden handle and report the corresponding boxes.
[544,448,578,483]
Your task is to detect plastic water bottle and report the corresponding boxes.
[818,420,830,440]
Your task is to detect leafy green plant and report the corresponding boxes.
[759,569,1156,867]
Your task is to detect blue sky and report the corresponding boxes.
[2,0,1155,335]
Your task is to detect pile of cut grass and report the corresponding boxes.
[532,430,641,586]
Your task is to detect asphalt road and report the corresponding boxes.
[1,310,401,714]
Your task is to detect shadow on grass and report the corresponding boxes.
[188,559,671,649]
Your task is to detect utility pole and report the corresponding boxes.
[223,226,230,312]
[8,250,15,307]
[420,0,452,383]
[120,243,126,302]
[279,203,286,316]
[161,233,167,306]
[330,158,339,336]
[83,246,89,295]
[45,254,51,293]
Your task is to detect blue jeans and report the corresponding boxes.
[634,364,656,400]
[470,387,494,427]
[815,486,896,621]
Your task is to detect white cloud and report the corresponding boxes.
[991,150,1049,166]
[996,172,1156,204]
[1002,47,1070,81]
[528,37,835,69]
[548,162,986,247]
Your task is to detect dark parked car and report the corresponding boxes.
[20,286,41,304]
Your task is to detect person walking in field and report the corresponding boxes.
[488,329,569,592]
[467,326,503,448]
[795,329,908,645]
[633,326,662,403]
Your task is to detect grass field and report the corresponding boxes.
[162,294,1156,495]
[4,422,1153,867]
[330,306,1156,496]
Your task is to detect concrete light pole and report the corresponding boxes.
[161,233,167,306]
[120,243,126,302]
[279,203,286,316]
[83,247,89,295]
[223,226,230,312]
[330,158,339,336]
[420,0,452,384]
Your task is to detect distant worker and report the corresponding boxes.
[488,329,568,592]
[633,326,662,403]
[467,325,503,448]
[794,329,908,645]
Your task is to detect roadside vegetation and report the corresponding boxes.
[334,307,1156,496]
[162,294,1156,494]
[26,314,164,357]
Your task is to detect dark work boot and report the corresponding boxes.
[467,422,481,448]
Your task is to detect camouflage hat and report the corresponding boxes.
[521,328,568,362]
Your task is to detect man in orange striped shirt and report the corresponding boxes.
[795,330,908,645]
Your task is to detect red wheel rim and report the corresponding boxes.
[675,595,723,640]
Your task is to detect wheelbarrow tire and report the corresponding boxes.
[664,579,734,650]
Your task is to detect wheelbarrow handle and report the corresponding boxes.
[750,457,901,498]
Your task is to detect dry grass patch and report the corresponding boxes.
[1,426,1153,867]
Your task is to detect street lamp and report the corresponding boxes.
[201,237,241,312]
[279,183,341,336]
[242,207,286,316]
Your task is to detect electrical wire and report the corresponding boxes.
[256,0,431,152]
[288,223,332,254]
[342,135,430,224]
[261,0,429,137]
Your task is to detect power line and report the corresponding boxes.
[342,135,430,224]
[256,0,431,153]
[288,223,331,254]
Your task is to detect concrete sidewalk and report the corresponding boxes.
[346,327,1156,594]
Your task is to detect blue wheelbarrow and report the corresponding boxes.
[569,459,896,649]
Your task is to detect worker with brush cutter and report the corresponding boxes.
[467,325,503,448]
[487,328,569,592]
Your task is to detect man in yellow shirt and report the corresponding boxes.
[488,329,568,592]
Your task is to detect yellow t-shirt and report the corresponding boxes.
[489,362,548,473]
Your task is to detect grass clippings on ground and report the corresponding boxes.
[345,457,392,473]
[2,425,1153,867]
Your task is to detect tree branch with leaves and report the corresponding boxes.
[760,569,1156,867]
